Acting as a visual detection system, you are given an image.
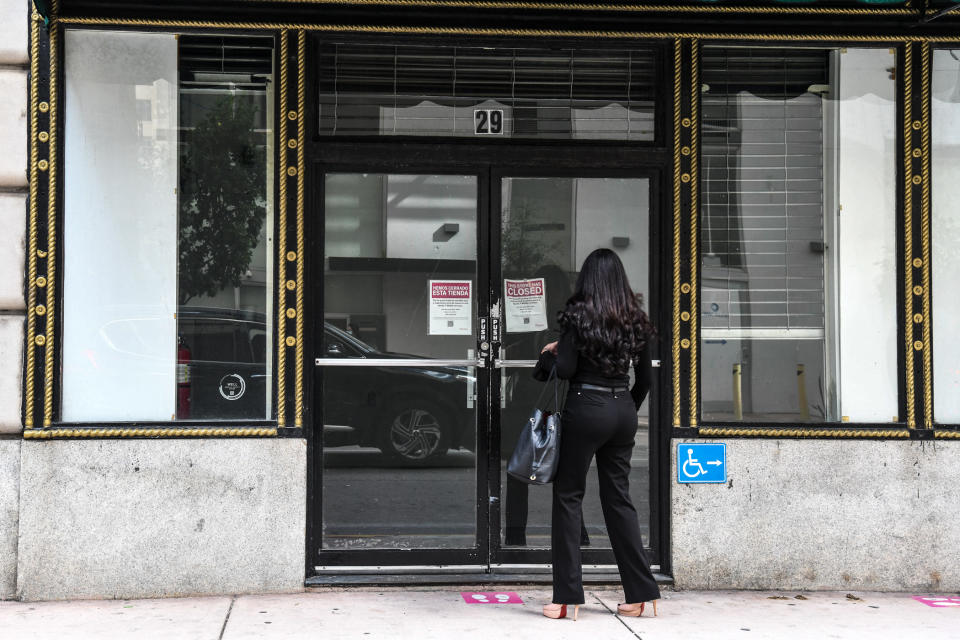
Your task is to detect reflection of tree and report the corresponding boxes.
[178,97,266,305]
[501,201,559,278]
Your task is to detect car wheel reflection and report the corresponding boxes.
[380,399,450,463]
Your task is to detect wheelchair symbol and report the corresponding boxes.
[682,448,706,478]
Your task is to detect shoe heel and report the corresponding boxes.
[542,603,567,619]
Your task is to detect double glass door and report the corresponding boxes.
[314,166,661,573]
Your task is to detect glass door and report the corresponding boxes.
[489,172,658,570]
[316,171,490,567]
[312,168,661,572]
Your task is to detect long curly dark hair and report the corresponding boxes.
[558,248,654,376]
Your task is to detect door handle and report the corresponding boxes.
[466,349,476,409]
[493,359,538,369]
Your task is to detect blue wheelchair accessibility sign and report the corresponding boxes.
[677,443,726,483]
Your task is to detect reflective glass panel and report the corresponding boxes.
[498,177,651,548]
[318,43,656,141]
[321,173,478,549]
[62,30,275,422]
[700,47,897,424]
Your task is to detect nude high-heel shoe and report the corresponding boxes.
[542,603,580,620]
[617,600,658,617]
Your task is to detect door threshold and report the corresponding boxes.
[306,570,673,588]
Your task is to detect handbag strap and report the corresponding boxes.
[536,364,564,414]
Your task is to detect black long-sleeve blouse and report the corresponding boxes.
[533,328,651,410]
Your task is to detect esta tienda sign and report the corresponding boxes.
[428,280,473,335]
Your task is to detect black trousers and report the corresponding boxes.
[551,387,661,605]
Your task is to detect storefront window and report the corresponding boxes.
[932,49,960,424]
[62,30,275,422]
[318,43,656,141]
[700,47,898,424]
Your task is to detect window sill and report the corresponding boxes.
[23,422,280,439]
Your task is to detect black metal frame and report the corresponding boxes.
[304,33,675,575]
[35,1,960,436]
[39,22,289,434]
[306,160,672,573]
[688,38,925,435]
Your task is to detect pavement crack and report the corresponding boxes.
[218,595,237,640]
[592,592,644,639]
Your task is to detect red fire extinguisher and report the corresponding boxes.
[177,337,192,419]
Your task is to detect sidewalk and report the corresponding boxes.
[1,588,957,639]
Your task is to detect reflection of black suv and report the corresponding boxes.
[178,308,474,462]
[321,323,475,463]
[177,307,270,420]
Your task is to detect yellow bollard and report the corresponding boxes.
[732,363,743,420]
[797,363,810,421]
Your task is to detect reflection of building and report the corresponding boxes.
[3,0,960,602]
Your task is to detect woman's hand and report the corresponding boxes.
[541,341,558,354]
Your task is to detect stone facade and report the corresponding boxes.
[0,0,28,601]
[16,439,307,601]
[0,440,20,599]
[672,439,960,592]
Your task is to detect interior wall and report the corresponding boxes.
[837,48,898,423]
[62,30,178,422]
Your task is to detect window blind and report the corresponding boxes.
[701,47,830,331]
[317,42,657,140]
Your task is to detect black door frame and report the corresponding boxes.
[304,31,675,579]
[306,149,672,575]
[309,161,493,571]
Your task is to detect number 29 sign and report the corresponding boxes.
[474,109,505,135]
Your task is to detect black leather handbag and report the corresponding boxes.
[506,365,562,485]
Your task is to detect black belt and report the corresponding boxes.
[571,383,629,393]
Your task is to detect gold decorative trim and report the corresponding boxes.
[277,30,289,428]
[697,427,912,439]
[671,39,682,428]
[54,18,960,42]
[295,30,306,428]
[241,0,918,15]
[23,427,278,439]
[920,42,932,429]
[688,38,700,429]
[26,13,40,428]
[44,17,59,427]
[935,431,960,439]
[903,44,916,430]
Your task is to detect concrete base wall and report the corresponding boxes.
[0,317,24,434]
[672,439,960,591]
[0,440,20,599]
[16,438,306,601]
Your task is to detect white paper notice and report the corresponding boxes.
[504,278,548,333]
[429,280,473,335]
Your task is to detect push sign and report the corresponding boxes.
[677,443,726,483]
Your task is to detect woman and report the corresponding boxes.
[533,248,660,621]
